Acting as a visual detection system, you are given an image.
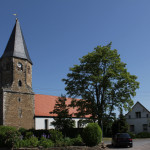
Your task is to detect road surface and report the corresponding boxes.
[105,138,150,150]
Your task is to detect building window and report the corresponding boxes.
[18,108,22,118]
[27,66,31,74]
[130,125,134,132]
[136,112,141,118]
[146,114,149,118]
[78,121,82,128]
[143,124,148,131]
[18,98,21,102]
[45,119,48,130]
[18,80,22,87]
[129,115,131,119]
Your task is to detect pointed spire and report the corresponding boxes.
[1,19,33,64]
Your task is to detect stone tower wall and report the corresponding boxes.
[3,92,34,129]
[0,91,3,125]
[0,57,34,129]
[10,58,33,93]
[0,57,13,87]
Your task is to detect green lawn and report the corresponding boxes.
[102,137,112,142]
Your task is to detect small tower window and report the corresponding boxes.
[18,80,22,87]
[18,98,21,102]
[28,66,31,74]
[17,63,23,71]
[18,108,22,118]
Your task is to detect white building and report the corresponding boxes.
[125,101,150,134]
[34,94,90,130]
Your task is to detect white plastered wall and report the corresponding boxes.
[35,117,88,130]
[125,102,150,134]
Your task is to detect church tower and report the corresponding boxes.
[0,19,34,129]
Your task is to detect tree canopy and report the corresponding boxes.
[62,43,139,127]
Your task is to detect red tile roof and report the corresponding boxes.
[35,94,82,117]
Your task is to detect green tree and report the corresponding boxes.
[62,43,139,127]
[50,95,74,130]
[112,109,129,135]
[102,113,116,137]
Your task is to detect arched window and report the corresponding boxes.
[18,80,22,87]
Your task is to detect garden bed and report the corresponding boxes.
[13,143,107,150]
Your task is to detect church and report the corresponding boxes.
[0,19,88,130]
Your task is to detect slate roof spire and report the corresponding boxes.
[2,18,32,64]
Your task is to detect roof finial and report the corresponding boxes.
[13,14,18,20]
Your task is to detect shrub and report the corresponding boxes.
[18,128,27,137]
[0,126,20,148]
[28,136,39,147]
[24,131,34,139]
[49,130,63,142]
[54,137,72,147]
[136,132,150,138]
[39,137,54,148]
[63,137,73,146]
[54,140,63,147]
[71,134,84,146]
[14,139,30,148]
[14,136,39,148]
[29,129,50,139]
[61,128,83,138]
[128,132,136,139]
[82,123,102,146]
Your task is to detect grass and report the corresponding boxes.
[102,137,112,142]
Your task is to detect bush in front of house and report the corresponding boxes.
[27,136,39,147]
[0,126,21,148]
[71,134,84,146]
[14,136,39,148]
[28,129,50,139]
[49,130,63,142]
[54,137,72,147]
[0,127,87,148]
[39,137,54,148]
[81,123,102,146]
[128,132,136,139]
[61,128,83,138]
[136,132,150,138]
[18,127,27,137]
[24,131,34,139]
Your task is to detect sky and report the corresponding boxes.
[0,0,150,114]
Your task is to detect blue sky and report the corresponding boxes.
[0,0,150,113]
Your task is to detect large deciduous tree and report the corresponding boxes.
[62,43,139,127]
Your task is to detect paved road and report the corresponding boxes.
[105,138,150,150]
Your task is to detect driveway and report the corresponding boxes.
[105,138,150,150]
